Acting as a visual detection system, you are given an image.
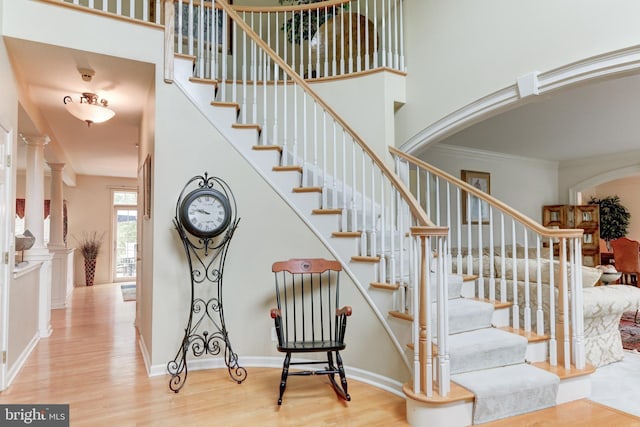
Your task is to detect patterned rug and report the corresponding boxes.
[619,311,640,351]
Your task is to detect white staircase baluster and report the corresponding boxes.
[548,236,557,366]
[536,236,545,336]
[488,208,495,301]
[523,227,531,333]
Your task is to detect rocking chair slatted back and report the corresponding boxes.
[272,258,345,350]
[270,258,352,404]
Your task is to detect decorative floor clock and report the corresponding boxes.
[167,172,247,392]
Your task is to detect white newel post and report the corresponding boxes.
[21,134,53,337]
[48,162,74,308]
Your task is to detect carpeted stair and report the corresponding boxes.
[442,278,560,424]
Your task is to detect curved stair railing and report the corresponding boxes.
[165,0,454,398]
[390,147,587,376]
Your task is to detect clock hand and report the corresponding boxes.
[196,209,211,215]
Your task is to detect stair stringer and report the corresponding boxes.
[170,56,414,373]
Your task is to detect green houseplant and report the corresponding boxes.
[589,195,631,249]
[75,231,105,286]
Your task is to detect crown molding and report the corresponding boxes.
[428,143,558,170]
[401,45,640,155]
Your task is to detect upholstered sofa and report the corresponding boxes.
[452,246,640,367]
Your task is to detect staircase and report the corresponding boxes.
[170,51,596,425]
[94,0,593,424]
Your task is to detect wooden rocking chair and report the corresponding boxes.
[270,258,352,405]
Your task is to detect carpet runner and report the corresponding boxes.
[444,278,559,424]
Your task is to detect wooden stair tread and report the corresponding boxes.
[389,310,413,321]
[403,381,475,404]
[312,208,342,215]
[175,52,195,61]
[252,145,282,153]
[352,255,381,263]
[189,76,218,85]
[370,282,400,291]
[273,165,302,173]
[232,123,261,133]
[531,360,595,380]
[471,297,512,310]
[292,186,322,193]
[497,326,549,343]
[211,101,239,111]
[462,274,479,282]
[331,231,361,238]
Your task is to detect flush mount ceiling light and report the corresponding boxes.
[63,92,115,127]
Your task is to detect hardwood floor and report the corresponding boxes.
[0,283,638,426]
[0,283,408,426]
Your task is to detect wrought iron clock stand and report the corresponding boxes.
[167,173,247,392]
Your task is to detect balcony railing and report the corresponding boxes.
[56,1,405,81]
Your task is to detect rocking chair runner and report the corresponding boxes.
[270,258,352,405]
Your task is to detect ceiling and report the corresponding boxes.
[6,37,154,181]
[435,72,640,163]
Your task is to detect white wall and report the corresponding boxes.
[396,0,640,146]
[150,78,409,382]
[423,144,559,222]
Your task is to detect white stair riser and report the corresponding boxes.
[348,261,379,286]
[289,191,322,214]
[406,399,473,427]
[492,306,510,328]
[556,374,591,404]
[309,214,341,238]
[525,341,548,363]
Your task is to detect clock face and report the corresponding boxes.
[180,188,231,238]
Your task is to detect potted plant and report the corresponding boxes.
[589,195,631,250]
[74,231,105,286]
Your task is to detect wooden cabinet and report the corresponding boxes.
[542,204,600,266]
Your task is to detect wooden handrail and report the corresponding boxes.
[389,146,583,239]
[216,0,434,229]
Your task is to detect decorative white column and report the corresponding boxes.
[20,134,53,337]
[47,162,74,308]
[22,135,49,253]
[47,163,65,249]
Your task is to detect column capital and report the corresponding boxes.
[47,162,66,172]
[20,133,50,146]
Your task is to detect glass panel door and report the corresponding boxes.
[114,207,137,281]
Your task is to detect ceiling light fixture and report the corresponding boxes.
[63,92,115,127]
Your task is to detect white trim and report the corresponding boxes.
[138,334,153,375]
[5,331,39,388]
[427,144,558,170]
[401,45,640,155]
[568,165,640,204]
[148,355,405,397]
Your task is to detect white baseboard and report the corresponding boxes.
[146,354,404,397]
[6,332,39,388]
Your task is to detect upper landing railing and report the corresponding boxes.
[51,0,405,81]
